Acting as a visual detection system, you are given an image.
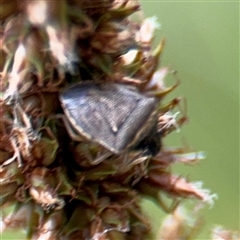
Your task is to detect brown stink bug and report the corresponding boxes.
[59,81,161,155]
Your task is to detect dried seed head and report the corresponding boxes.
[91,21,136,54]
[136,16,161,45]
[157,207,203,240]
[211,226,239,240]
[0,0,221,239]
[29,167,65,210]
[0,0,19,21]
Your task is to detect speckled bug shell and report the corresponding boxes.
[60,82,159,154]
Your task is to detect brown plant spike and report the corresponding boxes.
[0,1,216,239]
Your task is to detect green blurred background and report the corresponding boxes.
[140,1,239,239]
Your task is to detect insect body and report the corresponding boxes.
[60,81,160,155]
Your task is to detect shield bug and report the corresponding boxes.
[60,81,160,155]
